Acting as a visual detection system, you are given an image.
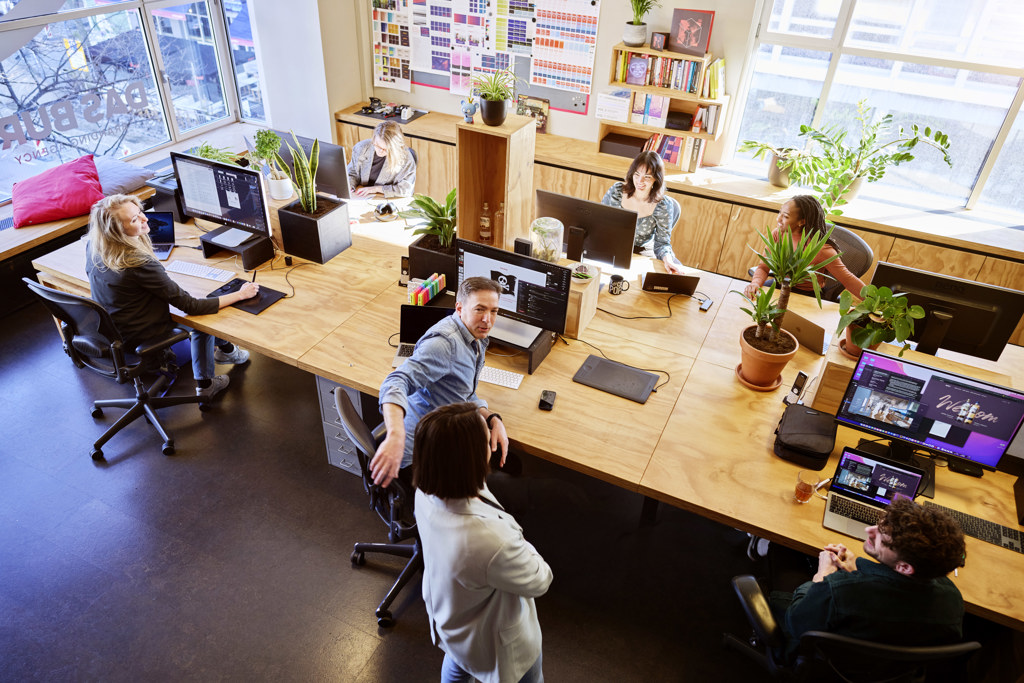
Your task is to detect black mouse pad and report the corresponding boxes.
[207,278,286,315]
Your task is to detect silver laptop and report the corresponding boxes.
[822,447,925,540]
[782,309,832,355]
[146,211,176,261]
[391,305,455,367]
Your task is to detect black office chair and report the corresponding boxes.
[723,574,980,682]
[23,278,207,461]
[334,389,422,628]
[746,225,874,303]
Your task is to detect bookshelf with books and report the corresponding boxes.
[598,42,729,172]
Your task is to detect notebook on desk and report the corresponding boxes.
[145,211,176,260]
[207,278,286,315]
[392,305,455,367]
[822,447,925,540]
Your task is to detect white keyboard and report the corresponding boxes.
[479,365,524,390]
[165,260,235,283]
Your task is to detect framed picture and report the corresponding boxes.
[516,95,550,134]
[651,32,668,51]
[668,9,714,57]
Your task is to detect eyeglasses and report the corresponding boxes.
[632,172,654,183]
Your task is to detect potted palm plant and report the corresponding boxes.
[400,188,458,286]
[788,99,953,215]
[472,69,519,127]
[625,0,660,47]
[253,129,292,200]
[733,225,839,390]
[835,284,925,359]
[736,140,804,189]
[273,132,351,264]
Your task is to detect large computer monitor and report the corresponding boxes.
[535,189,637,268]
[456,238,572,347]
[836,349,1024,481]
[273,129,350,201]
[871,262,1024,361]
[170,151,272,240]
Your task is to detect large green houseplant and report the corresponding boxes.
[401,188,459,286]
[788,99,953,215]
[736,140,805,189]
[273,132,351,264]
[472,68,519,126]
[835,284,925,358]
[733,225,839,389]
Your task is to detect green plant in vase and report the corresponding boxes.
[836,284,925,357]
[400,188,458,249]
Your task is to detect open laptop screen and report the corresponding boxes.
[831,447,924,507]
[146,212,175,244]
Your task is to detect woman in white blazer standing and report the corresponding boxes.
[414,402,553,683]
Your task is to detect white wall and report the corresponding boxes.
[249,0,331,140]
[340,1,758,165]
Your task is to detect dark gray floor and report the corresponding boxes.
[1,301,1017,682]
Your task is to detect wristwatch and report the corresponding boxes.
[486,413,502,429]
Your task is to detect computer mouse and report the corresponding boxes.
[375,201,399,221]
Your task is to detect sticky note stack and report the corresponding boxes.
[409,273,446,305]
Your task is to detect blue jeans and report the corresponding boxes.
[189,329,227,381]
[440,652,542,683]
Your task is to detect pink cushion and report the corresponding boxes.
[12,155,105,228]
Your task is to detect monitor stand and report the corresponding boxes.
[491,316,542,348]
[200,226,273,270]
[488,317,556,375]
[914,308,954,356]
[856,438,936,499]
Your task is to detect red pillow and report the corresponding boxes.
[12,155,105,228]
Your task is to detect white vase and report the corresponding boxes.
[623,22,647,48]
[268,177,293,201]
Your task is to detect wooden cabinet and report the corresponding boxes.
[533,164,592,202]
[716,205,776,279]
[598,43,729,172]
[410,138,456,201]
[336,121,372,157]
[885,239,986,280]
[665,190,732,272]
[844,228,894,284]
[456,115,536,249]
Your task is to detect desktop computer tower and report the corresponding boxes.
[278,198,351,265]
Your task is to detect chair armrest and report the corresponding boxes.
[731,575,785,650]
[372,423,387,442]
[134,327,190,356]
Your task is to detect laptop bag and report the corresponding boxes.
[774,404,837,470]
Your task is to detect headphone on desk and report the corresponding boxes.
[375,201,399,221]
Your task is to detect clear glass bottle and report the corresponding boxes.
[479,202,492,245]
[493,202,505,247]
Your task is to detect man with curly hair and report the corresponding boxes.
[772,498,966,660]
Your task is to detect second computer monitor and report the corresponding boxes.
[170,151,271,238]
[274,129,350,200]
[871,262,1024,361]
[535,189,637,269]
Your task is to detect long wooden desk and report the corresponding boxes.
[32,210,1024,630]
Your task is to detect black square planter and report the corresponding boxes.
[278,196,351,264]
[408,235,457,290]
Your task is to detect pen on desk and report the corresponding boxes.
[252,269,257,283]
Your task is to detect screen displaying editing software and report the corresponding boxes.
[171,152,271,237]
[836,350,1024,470]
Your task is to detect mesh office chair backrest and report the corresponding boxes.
[822,226,873,302]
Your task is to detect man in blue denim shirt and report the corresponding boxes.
[371,277,509,487]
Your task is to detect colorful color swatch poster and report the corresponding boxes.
[530,0,599,94]
[372,0,412,92]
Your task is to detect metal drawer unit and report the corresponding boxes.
[316,375,363,476]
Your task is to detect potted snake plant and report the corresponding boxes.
[273,132,351,264]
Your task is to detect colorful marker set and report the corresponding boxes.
[409,273,446,305]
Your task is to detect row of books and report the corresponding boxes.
[700,58,726,100]
[645,133,706,172]
[691,103,722,135]
[629,94,670,127]
[618,51,706,95]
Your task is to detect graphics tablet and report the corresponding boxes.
[207,278,286,315]
[572,355,659,404]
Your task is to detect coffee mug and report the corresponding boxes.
[609,274,630,295]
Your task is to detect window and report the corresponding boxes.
[0,0,266,197]
[735,0,1024,214]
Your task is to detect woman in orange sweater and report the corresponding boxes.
[743,194,866,300]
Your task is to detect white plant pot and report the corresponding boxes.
[268,177,293,201]
[623,22,647,48]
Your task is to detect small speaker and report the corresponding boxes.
[1014,476,1024,525]
[513,238,532,256]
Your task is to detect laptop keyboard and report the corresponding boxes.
[923,502,1023,554]
[829,496,883,526]
[396,344,414,358]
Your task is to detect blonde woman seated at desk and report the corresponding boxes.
[602,150,685,274]
[85,195,258,400]
[347,120,417,198]
[743,194,867,300]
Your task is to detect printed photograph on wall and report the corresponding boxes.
[516,95,550,133]
[668,9,714,57]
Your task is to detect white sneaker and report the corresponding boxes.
[214,346,250,364]
[196,375,229,399]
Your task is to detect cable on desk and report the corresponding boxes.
[388,332,399,349]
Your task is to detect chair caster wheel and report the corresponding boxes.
[91,407,103,418]
[199,402,212,412]
[162,441,175,456]
[351,551,366,566]
[376,610,395,628]
[91,448,104,461]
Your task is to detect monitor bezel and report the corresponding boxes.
[835,349,1024,472]
[456,238,572,334]
[534,188,637,269]
[169,151,273,238]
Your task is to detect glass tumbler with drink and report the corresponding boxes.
[794,470,819,503]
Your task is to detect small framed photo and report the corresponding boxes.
[650,32,668,51]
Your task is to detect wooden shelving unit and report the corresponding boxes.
[456,114,536,250]
[598,42,729,171]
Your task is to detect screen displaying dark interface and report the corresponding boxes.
[456,239,571,333]
[836,350,1024,470]
[171,152,270,236]
[833,449,923,506]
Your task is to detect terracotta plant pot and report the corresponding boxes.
[737,325,799,391]
[479,98,508,126]
[839,325,881,360]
